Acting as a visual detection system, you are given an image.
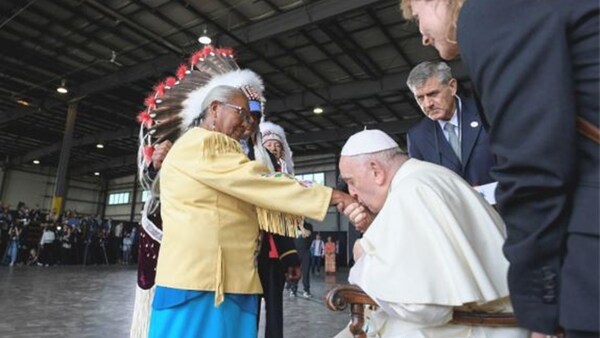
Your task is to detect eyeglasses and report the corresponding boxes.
[220,102,253,125]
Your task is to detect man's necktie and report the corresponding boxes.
[444,123,461,162]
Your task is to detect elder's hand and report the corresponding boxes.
[330,190,356,209]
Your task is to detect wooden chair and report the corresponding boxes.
[325,284,518,338]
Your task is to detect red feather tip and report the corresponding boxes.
[189,46,215,65]
[144,95,156,110]
[176,64,188,80]
[143,145,155,164]
[154,82,166,98]
[190,50,204,65]
[202,45,214,56]
[164,76,177,88]
[137,111,153,128]
[216,48,234,57]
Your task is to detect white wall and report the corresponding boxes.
[0,167,102,214]
[103,174,144,222]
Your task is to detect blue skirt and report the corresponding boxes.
[148,289,258,338]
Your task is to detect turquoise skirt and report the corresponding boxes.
[148,288,258,338]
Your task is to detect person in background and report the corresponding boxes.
[324,236,336,274]
[122,231,133,265]
[401,1,599,336]
[258,120,304,338]
[113,222,123,264]
[59,225,73,265]
[39,225,56,267]
[26,247,38,266]
[310,233,324,276]
[406,61,495,186]
[6,224,21,266]
[290,222,313,298]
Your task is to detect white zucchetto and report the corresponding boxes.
[341,129,399,156]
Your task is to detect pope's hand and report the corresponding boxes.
[353,239,364,260]
[152,140,173,171]
[339,202,374,233]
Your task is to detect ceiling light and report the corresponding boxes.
[96,143,104,149]
[94,172,100,176]
[17,98,30,106]
[32,160,40,164]
[313,107,324,114]
[57,79,68,94]
[198,27,212,45]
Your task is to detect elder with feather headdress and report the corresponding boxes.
[134,46,354,338]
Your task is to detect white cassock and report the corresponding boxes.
[345,159,528,338]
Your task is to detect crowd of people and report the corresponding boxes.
[0,204,138,267]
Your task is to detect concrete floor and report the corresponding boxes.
[0,265,350,338]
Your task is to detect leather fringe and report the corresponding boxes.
[256,207,303,237]
[201,131,243,158]
[129,285,155,338]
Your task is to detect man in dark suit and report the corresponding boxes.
[406,61,495,187]
[456,2,599,337]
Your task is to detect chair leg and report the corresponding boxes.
[349,303,367,338]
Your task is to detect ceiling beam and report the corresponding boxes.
[68,0,385,97]
[219,0,385,45]
[73,54,180,97]
[11,61,469,165]
[70,154,137,176]
[10,127,138,166]
[266,61,469,112]
[69,116,421,176]
[287,118,420,146]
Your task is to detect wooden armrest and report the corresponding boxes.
[326,284,519,338]
[451,311,518,327]
[325,284,377,338]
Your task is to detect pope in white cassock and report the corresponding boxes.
[336,129,528,338]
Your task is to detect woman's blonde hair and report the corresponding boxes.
[399,0,465,26]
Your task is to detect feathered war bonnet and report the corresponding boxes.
[135,46,302,238]
[260,121,294,174]
[136,45,265,190]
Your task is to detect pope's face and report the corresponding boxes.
[410,0,459,60]
[339,156,385,213]
[412,77,457,121]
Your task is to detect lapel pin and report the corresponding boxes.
[470,121,479,128]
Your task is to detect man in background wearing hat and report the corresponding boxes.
[406,61,495,187]
[336,129,527,337]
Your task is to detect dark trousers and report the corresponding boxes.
[300,252,310,293]
[310,255,322,273]
[258,258,285,338]
[39,243,55,265]
[566,330,599,338]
